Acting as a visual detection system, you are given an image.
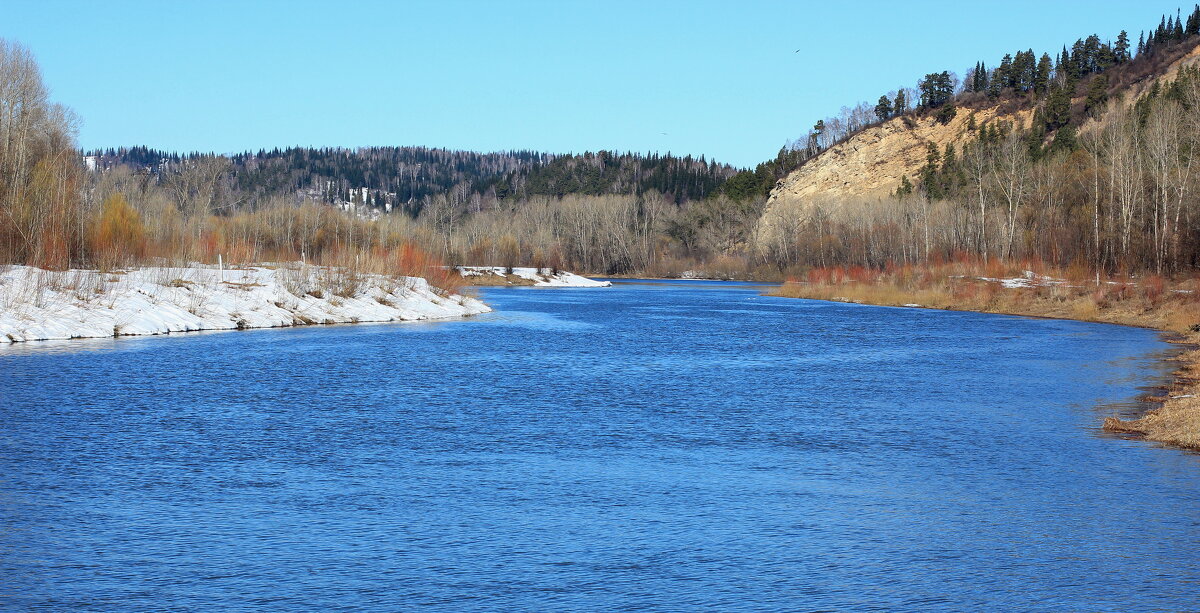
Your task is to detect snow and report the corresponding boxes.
[975,270,1066,289]
[457,266,612,287]
[0,264,490,344]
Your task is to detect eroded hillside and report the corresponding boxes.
[758,41,1200,236]
[768,107,1032,205]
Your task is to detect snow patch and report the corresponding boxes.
[977,270,1066,289]
[457,266,611,287]
[0,264,489,344]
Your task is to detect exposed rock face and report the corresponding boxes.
[753,105,1029,253]
[756,42,1200,247]
[767,107,1029,206]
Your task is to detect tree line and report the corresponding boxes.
[88,145,739,218]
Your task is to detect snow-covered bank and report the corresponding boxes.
[456,266,612,287]
[0,264,489,343]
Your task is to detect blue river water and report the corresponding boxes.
[2,279,1199,611]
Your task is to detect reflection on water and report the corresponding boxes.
[2,281,1198,611]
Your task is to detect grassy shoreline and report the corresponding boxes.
[768,270,1200,451]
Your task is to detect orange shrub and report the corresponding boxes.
[92,193,146,268]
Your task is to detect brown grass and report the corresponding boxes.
[1104,347,1200,450]
[454,270,537,286]
[769,262,1200,451]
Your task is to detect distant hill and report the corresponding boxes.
[85,146,740,216]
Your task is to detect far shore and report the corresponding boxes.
[768,275,1200,452]
[454,266,612,287]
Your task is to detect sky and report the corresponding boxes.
[3,0,1178,167]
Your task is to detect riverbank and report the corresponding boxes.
[769,268,1200,451]
[0,264,489,343]
[455,266,612,287]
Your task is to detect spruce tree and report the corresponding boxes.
[1034,53,1053,95]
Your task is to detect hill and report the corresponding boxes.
[86,146,739,217]
[760,25,1200,232]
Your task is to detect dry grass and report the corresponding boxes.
[771,262,1200,332]
[455,271,537,287]
[769,262,1200,451]
[1104,346,1200,450]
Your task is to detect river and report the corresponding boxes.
[2,280,1198,610]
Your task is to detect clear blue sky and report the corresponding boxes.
[4,0,1177,167]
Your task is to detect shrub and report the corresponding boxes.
[92,193,146,270]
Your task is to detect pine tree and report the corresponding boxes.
[935,104,958,125]
[917,71,955,108]
[1085,74,1109,113]
[986,69,1003,98]
[1058,47,1072,80]
[1115,30,1131,62]
[875,95,893,121]
[999,54,1014,89]
[1070,39,1088,78]
[1014,50,1033,91]
[1083,35,1101,73]
[941,143,961,193]
[893,89,907,116]
[921,143,942,200]
[1044,84,1072,130]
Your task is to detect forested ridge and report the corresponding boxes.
[87,145,736,216]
